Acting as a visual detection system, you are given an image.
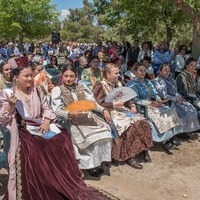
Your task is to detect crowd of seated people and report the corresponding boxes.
[0,39,200,200]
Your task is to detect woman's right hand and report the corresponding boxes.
[114,101,124,108]
[7,94,18,113]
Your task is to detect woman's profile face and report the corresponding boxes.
[63,69,76,86]
[134,65,146,79]
[2,64,12,81]
[106,67,119,83]
[186,61,196,73]
[16,67,33,88]
[160,65,170,78]
[80,59,88,68]
[34,65,43,76]
[90,58,100,69]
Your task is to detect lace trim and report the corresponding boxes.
[16,141,23,200]
[87,183,120,200]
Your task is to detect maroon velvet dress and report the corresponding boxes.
[7,127,114,200]
[1,87,117,200]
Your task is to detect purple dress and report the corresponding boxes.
[0,86,117,200]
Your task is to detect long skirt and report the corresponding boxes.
[3,128,117,200]
[174,102,200,133]
[112,119,153,161]
[69,112,112,170]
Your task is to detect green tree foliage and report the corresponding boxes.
[169,0,200,58]
[60,0,106,43]
[94,0,200,57]
[0,0,57,46]
[52,16,62,32]
[94,0,190,43]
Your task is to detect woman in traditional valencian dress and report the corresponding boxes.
[93,63,153,169]
[51,64,112,177]
[176,57,200,113]
[31,61,54,100]
[126,63,181,153]
[0,61,12,90]
[0,61,13,146]
[154,63,200,134]
[81,56,103,90]
[0,66,116,200]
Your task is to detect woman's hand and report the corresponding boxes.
[114,101,124,108]
[177,97,184,104]
[103,109,112,122]
[68,111,82,120]
[130,105,138,114]
[7,94,18,113]
[38,119,51,134]
[149,101,162,108]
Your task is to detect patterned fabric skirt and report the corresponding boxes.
[112,119,153,161]
[147,106,180,134]
[174,102,200,133]
[3,128,117,200]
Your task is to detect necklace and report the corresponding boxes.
[17,90,30,101]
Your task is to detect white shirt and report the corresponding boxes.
[175,54,189,72]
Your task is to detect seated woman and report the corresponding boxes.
[124,63,136,83]
[81,56,102,90]
[0,66,115,200]
[142,56,155,81]
[0,61,12,90]
[44,56,61,85]
[51,64,112,177]
[154,64,200,134]
[76,56,88,81]
[176,57,200,112]
[0,61,12,145]
[126,63,180,153]
[93,63,153,169]
[174,45,189,78]
[31,61,54,98]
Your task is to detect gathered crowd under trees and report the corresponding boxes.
[0,37,200,199]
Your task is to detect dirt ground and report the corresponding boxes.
[1,135,200,200]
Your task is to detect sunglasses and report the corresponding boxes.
[51,59,56,61]
[181,48,186,50]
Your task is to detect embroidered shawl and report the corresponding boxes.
[179,70,196,93]
[60,83,85,106]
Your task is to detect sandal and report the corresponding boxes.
[128,158,143,169]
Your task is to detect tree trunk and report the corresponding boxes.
[169,0,200,59]
[19,33,24,52]
[166,24,173,46]
[192,17,200,59]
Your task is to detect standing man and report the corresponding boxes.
[92,39,103,56]
[126,39,140,66]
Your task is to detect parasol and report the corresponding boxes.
[65,99,97,112]
[105,86,137,103]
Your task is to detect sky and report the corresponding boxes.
[51,0,84,19]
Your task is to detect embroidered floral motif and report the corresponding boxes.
[16,141,22,200]
[60,84,85,105]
